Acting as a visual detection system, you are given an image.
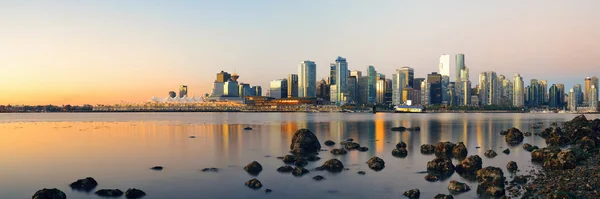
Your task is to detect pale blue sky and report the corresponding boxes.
[1,0,599,104]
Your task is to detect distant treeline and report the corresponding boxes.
[0,105,94,113]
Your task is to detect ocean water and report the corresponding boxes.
[0,112,596,199]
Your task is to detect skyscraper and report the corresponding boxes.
[479,72,498,105]
[287,74,298,98]
[439,55,450,77]
[591,85,598,111]
[253,86,262,96]
[298,61,316,98]
[269,79,288,99]
[376,75,386,104]
[347,76,357,104]
[399,67,415,88]
[223,80,239,97]
[316,79,329,100]
[569,88,577,111]
[350,70,362,104]
[456,66,471,106]
[179,85,188,98]
[385,79,393,105]
[367,65,377,104]
[216,71,231,83]
[591,76,599,106]
[455,54,465,81]
[413,78,425,91]
[557,84,565,108]
[528,79,540,107]
[328,64,336,85]
[333,56,348,105]
[358,76,369,105]
[513,74,524,107]
[392,69,406,105]
[585,77,592,104]
[539,80,548,105]
[350,70,362,78]
[574,84,583,105]
[427,72,443,105]
[549,84,561,109]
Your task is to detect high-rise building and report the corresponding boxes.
[549,84,561,109]
[392,69,407,105]
[269,79,288,99]
[584,77,592,104]
[316,79,329,100]
[298,61,317,98]
[287,74,298,98]
[593,76,599,106]
[252,86,262,96]
[223,80,239,97]
[399,67,414,88]
[347,76,358,104]
[358,76,369,105]
[528,79,541,107]
[385,79,393,105]
[413,78,425,90]
[456,66,471,106]
[557,84,565,108]
[591,85,598,111]
[574,84,583,105]
[350,70,362,79]
[479,72,498,105]
[169,91,176,98]
[333,56,348,105]
[569,88,577,111]
[238,83,252,97]
[421,80,430,106]
[455,54,465,81]
[439,54,450,77]
[216,71,231,83]
[328,64,336,85]
[350,70,362,104]
[376,77,386,104]
[513,74,524,107]
[499,76,513,106]
[539,80,548,105]
[427,72,443,105]
[439,55,450,104]
[367,65,377,104]
[179,85,188,98]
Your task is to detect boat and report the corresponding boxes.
[394,105,425,113]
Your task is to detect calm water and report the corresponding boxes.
[1,113,598,199]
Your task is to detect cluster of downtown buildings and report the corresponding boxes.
[203,54,599,112]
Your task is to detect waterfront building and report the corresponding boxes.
[253,86,262,96]
[298,61,316,98]
[347,76,358,104]
[332,57,348,105]
[513,74,524,107]
[358,76,368,105]
[569,88,577,111]
[439,55,450,104]
[549,84,561,109]
[591,85,598,111]
[455,54,465,82]
[557,84,565,108]
[427,72,443,105]
[287,74,298,98]
[216,71,231,83]
[269,79,288,99]
[413,78,424,91]
[574,84,583,105]
[376,74,386,104]
[479,71,498,105]
[328,64,336,85]
[238,83,252,97]
[539,80,548,105]
[585,77,592,104]
[528,79,541,107]
[398,67,415,88]
[179,85,188,98]
[392,69,407,105]
[367,65,377,104]
[316,79,329,101]
[593,76,599,106]
[224,80,239,97]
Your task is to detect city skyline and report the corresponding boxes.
[2,0,600,105]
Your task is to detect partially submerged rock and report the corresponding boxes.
[425,173,440,182]
[245,179,263,189]
[366,157,385,171]
[290,129,321,154]
[456,155,483,172]
[396,141,407,149]
[506,161,518,172]
[484,150,497,158]
[282,155,297,164]
[293,158,308,167]
[448,180,471,193]
[150,166,163,171]
[69,177,98,192]
[421,144,435,154]
[452,142,468,158]
[32,188,66,199]
[358,146,369,152]
[125,188,146,199]
[312,175,325,181]
[244,161,263,175]
[277,166,293,173]
[201,167,219,172]
[330,148,347,155]
[434,194,454,199]
[427,157,455,173]
[292,167,309,177]
[476,167,505,197]
[434,142,456,158]
[316,159,344,172]
[505,127,524,144]
[502,148,510,155]
[95,189,124,197]
[324,140,335,146]
[391,126,407,131]
[403,189,420,199]
[392,148,408,157]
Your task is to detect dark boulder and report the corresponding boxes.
[292,167,309,176]
[95,189,124,197]
[312,175,324,181]
[244,161,263,175]
[324,140,335,146]
[150,166,163,171]
[125,188,146,199]
[69,177,98,192]
[245,179,263,189]
[543,149,576,170]
[531,147,560,162]
[523,143,533,151]
[244,127,253,130]
[546,135,570,146]
[32,188,66,199]
[290,129,321,154]
[476,167,505,197]
[396,141,407,149]
[484,150,497,158]
[330,148,347,155]
[403,189,420,199]
[505,127,524,144]
[282,155,297,164]
[357,171,366,175]
[456,155,482,172]
[524,132,532,136]
[511,175,527,184]
[502,148,510,155]
[277,166,293,173]
[344,142,361,150]
[294,158,308,167]
[506,161,518,172]
[316,159,344,172]
[452,142,468,158]
[421,144,435,154]
[427,157,455,173]
[201,167,219,172]
[448,180,471,193]
[434,194,454,199]
[579,136,596,151]
[392,148,408,157]
[366,157,385,171]
[358,146,369,152]
[346,138,354,142]
[425,173,440,182]
[434,141,455,158]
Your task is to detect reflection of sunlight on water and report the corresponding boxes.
[462,117,468,144]
[476,116,483,148]
[375,114,385,153]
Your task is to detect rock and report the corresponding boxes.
[189,136,196,138]
[476,167,505,197]
[546,135,570,146]
[69,177,98,191]
[265,189,272,193]
[294,158,308,167]
[579,136,596,151]
[505,127,524,144]
[502,148,510,155]
[531,147,560,162]
[425,174,440,182]
[244,127,253,130]
[484,150,497,158]
[366,157,385,171]
[358,146,369,152]
[524,132,532,136]
[316,159,344,172]
[392,148,408,157]
[344,142,361,150]
[434,194,454,199]
[290,129,321,154]
[330,148,347,155]
[324,140,336,146]
[244,161,263,175]
[456,155,483,172]
[434,141,456,158]
[95,189,124,197]
[312,175,324,181]
[277,166,293,173]
[484,186,505,197]
[201,167,219,172]
[506,161,518,172]
[569,147,589,161]
[292,167,309,176]
[427,157,455,173]
[448,180,471,193]
[391,126,407,131]
[346,138,354,142]
[32,188,66,199]
[543,149,576,170]
[245,179,263,189]
[420,144,435,154]
[125,188,146,199]
[282,155,297,163]
[452,142,468,158]
[403,189,420,198]
[523,143,533,151]
[151,166,163,170]
[357,171,366,175]
[511,175,527,184]
[306,154,321,161]
[396,141,407,149]
[550,191,577,199]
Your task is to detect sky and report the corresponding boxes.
[1,0,599,105]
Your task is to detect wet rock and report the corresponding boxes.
[448,180,471,193]
[69,177,98,191]
[550,191,577,199]
[316,159,344,172]
[476,167,505,197]
[421,144,435,154]
[292,167,309,176]
[346,138,354,142]
[324,140,336,146]
[265,189,272,193]
[503,148,510,155]
[546,135,570,146]
[456,155,483,172]
[188,136,196,138]
[434,142,456,158]
[357,171,366,175]
[344,142,361,150]
[244,161,263,175]
[306,154,321,161]
[366,157,385,171]
[294,158,308,167]
[312,175,325,181]
[125,188,146,199]
[543,149,576,170]
[524,132,532,136]
[569,147,589,161]
[403,189,420,199]
[505,127,524,144]
[511,175,527,184]
[290,129,321,154]
[330,148,347,155]
[392,148,408,157]
[434,194,454,199]
[452,142,468,158]
[483,186,505,197]
[427,157,455,173]
[579,136,596,151]
[282,155,297,163]
[396,141,407,149]
[244,127,253,130]
[358,146,369,152]
[523,143,533,151]
[151,166,163,171]
[245,179,263,189]
[391,126,407,131]
[32,188,66,199]
[425,173,440,182]
[484,150,497,158]
[506,161,518,172]
[531,147,560,162]
[201,167,219,172]
[95,189,123,197]
[277,166,293,173]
